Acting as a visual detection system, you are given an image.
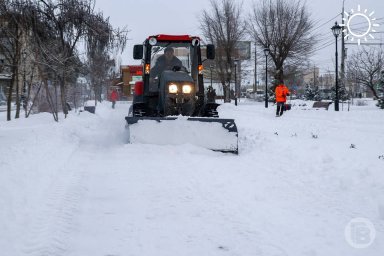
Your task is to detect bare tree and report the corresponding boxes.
[1,0,127,122]
[86,13,127,102]
[248,0,316,84]
[377,71,384,109]
[347,47,384,99]
[0,0,30,120]
[31,0,126,119]
[200,0,247,102]
[35,0,94,117]
[281,63,308,88]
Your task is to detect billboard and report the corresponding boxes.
[201,41,251,60]
[234,41,251,60]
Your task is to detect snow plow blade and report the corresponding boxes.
[126,116,238,154]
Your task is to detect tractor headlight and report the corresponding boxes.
[168,84,178,94]
[182,84,192,94]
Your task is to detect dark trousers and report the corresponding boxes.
[276,102,285,116]
[112,101,116,109]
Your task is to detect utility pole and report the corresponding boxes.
[254,42,257,93]
[235,61,238,106]
[340,0,346,91]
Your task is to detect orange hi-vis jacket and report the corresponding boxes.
[275,84,290,103]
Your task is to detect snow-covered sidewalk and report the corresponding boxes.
[1,100,383,256]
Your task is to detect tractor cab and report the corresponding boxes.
[132,35,215,116]
[147,43,192,93]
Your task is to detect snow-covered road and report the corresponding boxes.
[1,100,384,256]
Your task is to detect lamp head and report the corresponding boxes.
[331,21,342,37]
[263,47,270,56]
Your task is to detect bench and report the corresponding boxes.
[312,101,332,110]
[84,106,96,114]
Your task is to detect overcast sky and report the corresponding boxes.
[94,0,383,74]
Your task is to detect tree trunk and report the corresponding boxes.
[222,82,230,103]
[26,83,42,118]
[25,69,35,118]
[45,79,58,122]
[60,77,68,118]
[274,66,284,85]
[15,73,20,118]
[95,82,102,102]
[225,81,231,103]
[367,84,379,99]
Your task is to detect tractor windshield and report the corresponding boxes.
[149,42,195,92]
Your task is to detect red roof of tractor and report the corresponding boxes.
[147,34,200,42]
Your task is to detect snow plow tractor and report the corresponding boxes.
[126,34,238,154]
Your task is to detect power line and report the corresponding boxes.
[312,39,335,52]
[348,21,384,31]
[345,42,384,45]
[314,41,334,52]
[313,13,341,32]
[346,16,384,27]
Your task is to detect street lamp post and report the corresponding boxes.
[263,47,270,108]
[227,66,232,103]
[331,21,342,111]
[21,50,27,115]
[234,60,238,106]
[210,64,214,88]
[254,42,257,94]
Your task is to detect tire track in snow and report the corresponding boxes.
[21,161,87,256]
[20,104,126,256]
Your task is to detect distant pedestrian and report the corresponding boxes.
[110,89,119,109]
[275,82,290,117]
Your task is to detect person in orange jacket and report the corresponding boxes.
[275,82,290,116]
[110,89,119,109]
